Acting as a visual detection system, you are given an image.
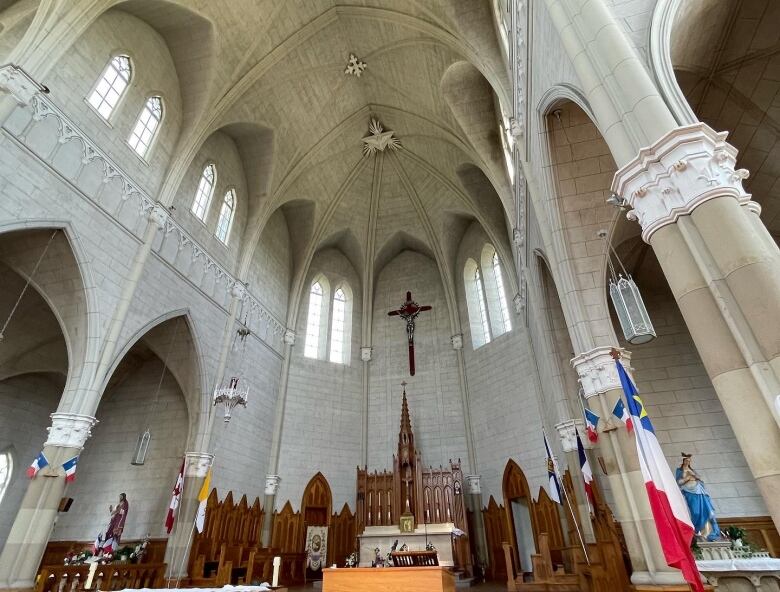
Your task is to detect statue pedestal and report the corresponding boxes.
[358,523,455,567]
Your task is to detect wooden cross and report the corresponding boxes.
[388,291,432,376]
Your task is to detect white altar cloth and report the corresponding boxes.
[696,558,780,571]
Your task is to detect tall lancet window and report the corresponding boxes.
[215,189,236,244]
[0,450,11,506]
[88,55,132,120]
[492,251,512,333]
[191,164,216,221]
[464,259,492,348]
[474,268,492,344]
[329,288,347,363]
[304,281,324,359]
[128,96,163,158]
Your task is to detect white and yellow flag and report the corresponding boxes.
[195,468,211,533]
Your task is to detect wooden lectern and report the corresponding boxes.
[322,566,455,592]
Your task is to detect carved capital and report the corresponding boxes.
[464,474,481,495]
[361,346,372,362]
[512,227,524,248]
[612,123,757,243]
[148,204,168,230]
[451,334,463,350]
[185,451,213,477]
[555,419,584,453]
[230,281,247,300]
[264,474,281,496]
[0,65,44,106]
[513,292,525,314]
[45,413,97,449]
[571,346,632,399]
[283,329,295,345]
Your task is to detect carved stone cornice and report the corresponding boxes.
[0,64,44,106]
[464,474,481,495]
[264,474,281,496]
[612,123,756,243]
[45,413,97,449]
[555,419,585,453]
[185,451,213,478]
[571,346,631,399]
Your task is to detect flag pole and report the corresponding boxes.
[174,521,197,589]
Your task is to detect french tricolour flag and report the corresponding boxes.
[575,430,594,507]
[612,397,633,432]
[62,456,79,482]
[617,360,704,592]
[584,408,599,443]
[27,452,49,478]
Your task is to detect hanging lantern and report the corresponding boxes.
[131,429,151,465]
[213,377,248,423]
[609,274,656,344]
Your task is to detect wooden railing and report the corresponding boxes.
[35,563,165,592]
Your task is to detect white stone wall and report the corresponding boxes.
[0,375,63,546]
[248,209,291,322]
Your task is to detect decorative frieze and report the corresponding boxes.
[571,346,631,399]
[612,123,757,243]
[0,65,44,106]
[264,474,281,496]
[45,413,97,449]
[185,451,214,478]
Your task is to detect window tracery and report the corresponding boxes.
[88,55,132,120]
[191,164,216,221]
[215,189,236,244]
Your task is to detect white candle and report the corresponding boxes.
[85,561,98,589]
[272,556,281,587]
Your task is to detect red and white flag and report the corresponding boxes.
[575,431,594,507]
[165,458,185,534]
[618,359,704,592]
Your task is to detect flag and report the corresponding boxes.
[543,431,562,504]
[165,458,185,534]
[612,398,633,432]
[584,408,599,443]
[27,452,48,478]
[195,468,211,533]
[576,431,594,506]
[617,359,704,592]
[62,456,79,482]
[92,532,103,555]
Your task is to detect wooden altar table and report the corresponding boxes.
[322,566,455,592]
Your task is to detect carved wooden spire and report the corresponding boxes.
[397,381,416,516]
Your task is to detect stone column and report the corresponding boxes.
[164,452,213,580]
[0,64,45,125]
[463,475,489,573]
[612,122,780,531]
[554,419,596,544]
[260,474,281,548]
[572,347,684,586]
[360,346,372,467]
[0,413,97,588]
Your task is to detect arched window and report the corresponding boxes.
[128,96,163,158]
[191,164,216,221]
[88,55,132,120]
[304,281,325,359]
[464,259,491,348]
[492,251,512,333]
[215,189,236,244]
[328,285,353,364]
[0,450,12,506]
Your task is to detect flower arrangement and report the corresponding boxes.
[345,552,358,567]
[63,550,93,565]
[426,541,436,552]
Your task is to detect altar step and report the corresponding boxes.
[451,568,476,588]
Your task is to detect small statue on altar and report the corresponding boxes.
[372,547,384,567]
[95,493,129,555]
[676,453,721,541]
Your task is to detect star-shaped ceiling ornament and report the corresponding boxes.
[362,119,401,156]
[344,53,367,77]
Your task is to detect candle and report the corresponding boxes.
[85,561,98,589]
[272,556,281,587]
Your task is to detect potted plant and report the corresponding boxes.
[725,526,746,549]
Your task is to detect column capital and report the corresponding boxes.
[571,346,631,399]
[464,474,481,495]
[0,64,45,106]
[612,122,756,243]
[361,346,372,362]
[230,281,247,300]
[184,451,213,477]
[264,474,281,496]
[148,204,168,230]
[451,334,463,351]
[554,419,585,453]
[283,329,295,345]
[45,413,97,449]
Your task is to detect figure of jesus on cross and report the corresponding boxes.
[388,291,431,376]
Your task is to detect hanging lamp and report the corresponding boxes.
[600,231,656,345]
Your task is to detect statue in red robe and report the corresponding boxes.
[100,493,129,554]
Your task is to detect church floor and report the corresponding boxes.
[286,582,508,591]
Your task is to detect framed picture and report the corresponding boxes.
[400,514,414,533]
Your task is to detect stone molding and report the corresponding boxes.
[451,334,463,351]
[185,451,213,478]
[264,474,281,496]
[555,419,584,453]
[0,64,43,106]
[612,123,756,243]
[45,413,97,449]
[464,474,481,495]
[571,346,631,399]
[361,346,372,362]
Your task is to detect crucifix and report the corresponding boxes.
[388,291,432,376]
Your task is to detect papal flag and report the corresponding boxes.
[195,468,211,533]
[617,359,704,592]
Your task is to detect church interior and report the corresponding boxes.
[0,1,779,591]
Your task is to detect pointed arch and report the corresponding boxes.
[304,274,330,360]
[301,472,333,527]
[481,244,512,337]
[329,282,353,365]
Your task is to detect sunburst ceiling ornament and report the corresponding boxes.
[362,118,401,156]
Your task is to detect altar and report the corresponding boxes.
[358,523,456,567]
[322,566,455,592]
